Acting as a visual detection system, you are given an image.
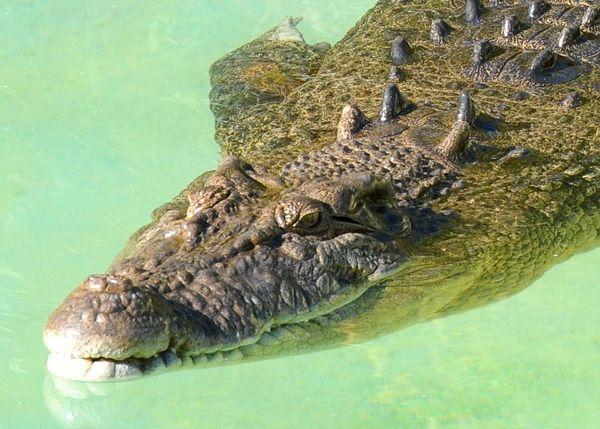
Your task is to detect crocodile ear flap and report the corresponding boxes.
[337,104,368,140]
[437,90,475,161]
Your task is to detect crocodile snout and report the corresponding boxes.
[44,274,175,362]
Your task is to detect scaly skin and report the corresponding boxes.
[44,0,599,381]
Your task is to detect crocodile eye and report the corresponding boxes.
[296,211,321,229]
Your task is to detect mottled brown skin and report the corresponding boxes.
[44,0,599,381]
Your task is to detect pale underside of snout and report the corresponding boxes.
[45,322,333,381]
[47,347,233,382]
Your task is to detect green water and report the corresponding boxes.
[0,1,598,428]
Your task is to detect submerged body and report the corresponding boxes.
[45,0,599,381]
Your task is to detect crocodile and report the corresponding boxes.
[44,0,599,381]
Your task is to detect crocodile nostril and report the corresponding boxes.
[106,276,120,284]
[85,275,107,291]
[104,276,134,293]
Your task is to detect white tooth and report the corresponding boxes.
[86,360,115,381]
[47,353,92,381]
[114,362,142,379]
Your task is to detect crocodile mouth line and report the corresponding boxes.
[46,265,395,381]
[46,322,307,382]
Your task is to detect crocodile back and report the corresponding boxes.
[209,0,599,312]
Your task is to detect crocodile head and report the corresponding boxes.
[44,155,411,381]
[43,0,600,384]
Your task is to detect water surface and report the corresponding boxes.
[0,1,598,428]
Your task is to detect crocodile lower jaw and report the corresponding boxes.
[48,344,252,381]
[46,322,312,381]
[46,267,392,381]
[47,351,202,381]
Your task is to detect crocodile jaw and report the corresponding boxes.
[44,232,402,381]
